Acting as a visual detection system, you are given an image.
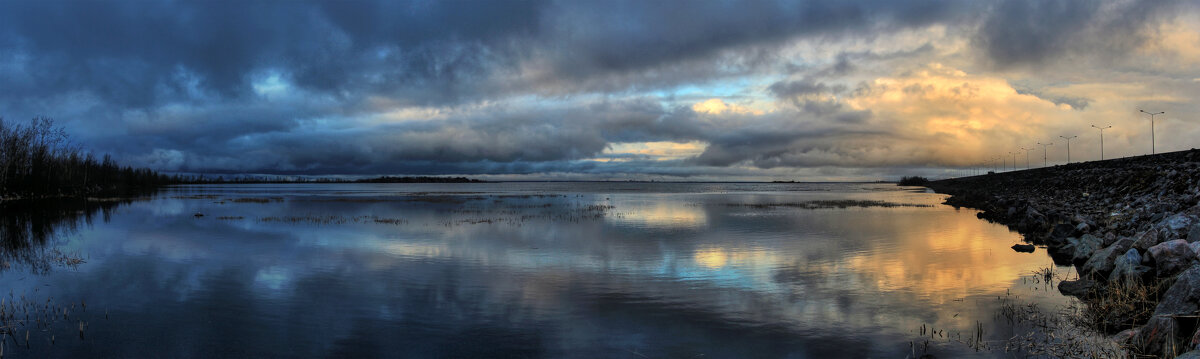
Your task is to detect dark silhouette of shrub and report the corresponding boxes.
[897,176,929,186]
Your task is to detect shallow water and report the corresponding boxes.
[0,182,1076,357]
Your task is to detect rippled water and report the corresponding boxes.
[0,182,1075,357]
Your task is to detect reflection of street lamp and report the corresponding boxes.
[1092,125,1111,160]
[1037,142,1053,167]
[1059,135,1077,164]
[1140,109,1164,154]
[1021,147,1034,169]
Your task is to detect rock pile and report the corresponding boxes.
[928,149,1200,357]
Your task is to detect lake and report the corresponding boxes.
[0,182,1078,357]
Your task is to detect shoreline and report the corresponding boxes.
[927,148,1200,357]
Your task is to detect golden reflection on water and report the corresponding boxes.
[841,209,1050,303]
[693,247,728,269]
[610,199,707,229]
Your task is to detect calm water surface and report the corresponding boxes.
[0,183,1074,357]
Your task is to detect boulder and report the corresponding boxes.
[1108,248,1151,285]
[1075,221,1091,234]
[1161,214,1196,234]
[1177,350,1200,359]
[1192,241,1200,257]
[1137,316,1182,356]
[1188,223,1200,243]
[1011,243,1035,253]
[1133,229,1162,251]
[1149,266,1200,334]
[1051,223,1076,239]
[1148,239,1199,277]
[1067,234,1104,264]
[1083,238,1136,279]
[1113,328,1140,347]
[1058,279,1099,298]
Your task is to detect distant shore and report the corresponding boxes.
[927,148,1200,357]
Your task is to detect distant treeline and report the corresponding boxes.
[1,117,172,199]
[355,176,486,183]
[1,117,485,198]
[176,175,487,184]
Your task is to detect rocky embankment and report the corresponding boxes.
[927,149,1200,357]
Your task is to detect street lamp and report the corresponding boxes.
[1140,109,1164,154]
[1021,147,1034,169]
[1059,135,1077,164]
[1092,125,1111,160]
[1037,142,1053,167]
[1009,151,1019,171]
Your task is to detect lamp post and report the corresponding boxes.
[1140,109,1164,154]
[1009,151,1019,171]
[1021,147,1034,169]
[1059,135,1077,164]
[1092,125,1111,160]
[1037,142,1053,167]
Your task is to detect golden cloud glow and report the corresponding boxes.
[595,141,708,162]
[692,98,765,115]
[844,63,1073,166]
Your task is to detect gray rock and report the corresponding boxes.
[1083,238,1135,279]
[1075,221,1090,234]
[1051,223,1076,239]
[1113,328,1139,346]
[1137,316,1182,356]
[1058,279,1099,298]
[1163,213,1195,232]
[1148,239,1199,277]
[1191,242,1200,257]
[1177,350,1200,359]
[1108,248,1151,285]
[1069,234,1104,264]
[1153,265,1200,318]
[1133,229,1162,251]
[1188,223,1200,243]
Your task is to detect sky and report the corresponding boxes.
[0,0,1198,181]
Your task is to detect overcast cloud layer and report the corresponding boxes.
[1,0,1198,180]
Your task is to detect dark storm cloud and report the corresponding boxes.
[0,0,1190,177]
[0,0,977,109]
[973,0,1181,68]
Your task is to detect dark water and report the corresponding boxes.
[0,183,1076,358]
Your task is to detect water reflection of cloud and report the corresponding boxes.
[608,198,707,229]
[19,183,1075,357]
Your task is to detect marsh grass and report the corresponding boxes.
[0,292,94,350]
[917,269,1127,358]
[1078,278,1169,336]
[228,197,284,203]
[257,215,407,225]
[171,195,219,200]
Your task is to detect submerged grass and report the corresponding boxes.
[228,197,284,203]
[257,215,408,225]
[730,200,934,210]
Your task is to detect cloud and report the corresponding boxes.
[972,0,1183,69]
[0,0,1197,179]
